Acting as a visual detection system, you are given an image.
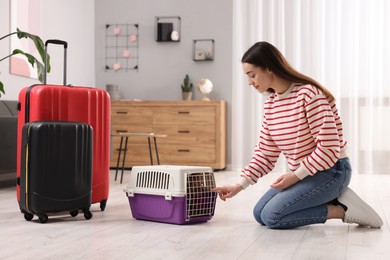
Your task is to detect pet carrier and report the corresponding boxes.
[124,165,217,224]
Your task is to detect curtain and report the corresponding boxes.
[232,0,390,174]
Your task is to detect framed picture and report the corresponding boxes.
[9,0,43,79]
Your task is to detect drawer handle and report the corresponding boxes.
[178,149,190,152]
[116,111,128,114]
[178,130,190,134]
[116,130,128,133]
[116,148,128,151]
[178,111,190,115]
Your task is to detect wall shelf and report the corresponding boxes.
[193,39,214,61]
[105,23,139,71]
[155,16,181,42]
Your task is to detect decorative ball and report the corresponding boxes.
[197,79,213,101]
[198,79,213,94]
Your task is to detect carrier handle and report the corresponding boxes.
[44,39,68,86]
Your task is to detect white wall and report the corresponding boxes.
[0,0,95,100]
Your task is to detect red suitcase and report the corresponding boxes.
[16,40,111,211]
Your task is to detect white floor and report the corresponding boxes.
[1,170,389,260]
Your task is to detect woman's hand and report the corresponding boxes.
[271,172,300,190]
[211,184,243,201]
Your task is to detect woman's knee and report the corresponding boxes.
[253,204,280,228]
[260,207,281,229]
[253,204,266,225]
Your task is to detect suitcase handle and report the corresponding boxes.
[44,39,68,86]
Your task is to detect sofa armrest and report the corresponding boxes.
[0,116,17,171]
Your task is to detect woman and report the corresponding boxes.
[213,42,383,229]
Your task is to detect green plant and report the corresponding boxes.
[181,74,193,92]
[0,28,50,97]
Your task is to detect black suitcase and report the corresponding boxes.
[19,121,93,223]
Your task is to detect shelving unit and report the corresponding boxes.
[105,23,139,71]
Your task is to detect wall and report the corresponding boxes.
[95,0,234,168]
[95,0,233,102]
[0,0,95,100]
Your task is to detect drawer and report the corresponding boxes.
[158,144,216,163]
[111,107,153,125]
[153,107,215,125]
[153,125,215,144]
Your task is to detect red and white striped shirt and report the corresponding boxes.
[239,83,347,188]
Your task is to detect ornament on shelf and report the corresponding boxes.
[171,30,180,41]
[197,78,213,101]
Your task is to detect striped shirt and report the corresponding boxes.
[239,83,347,189]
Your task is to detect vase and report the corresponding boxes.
[182,92,192,100]
[106,84,121,100]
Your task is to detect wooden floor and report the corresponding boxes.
[1,169,389,260]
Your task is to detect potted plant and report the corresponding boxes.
[181,74,193,100]
[0,28,50,97]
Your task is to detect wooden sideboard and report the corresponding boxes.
[110,100,227,169]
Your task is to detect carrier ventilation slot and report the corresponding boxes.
[135,171,170,190]
[186,172,217,220]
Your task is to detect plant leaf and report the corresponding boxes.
[16,28,50,72]
[16,28,44,61]
[10,49,45,83]
[36,61,45,83]
[0,29,51,95]
[12,49,35,67]
[0,81,4,96]
[45,55,51,73]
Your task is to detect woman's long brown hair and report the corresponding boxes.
[241,42,334,102]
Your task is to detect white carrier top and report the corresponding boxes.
[124,165,215,199]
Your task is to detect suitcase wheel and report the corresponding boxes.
[24,212,34,221]
[83,209,93,220]
[70,210,79,217]
[100,200,107,211]
[38,214,48,224]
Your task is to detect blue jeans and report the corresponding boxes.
[253,158,352,229]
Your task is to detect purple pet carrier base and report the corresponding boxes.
[127,193,213,225]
